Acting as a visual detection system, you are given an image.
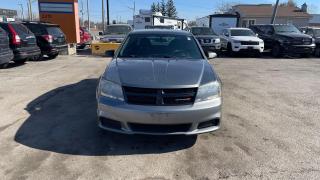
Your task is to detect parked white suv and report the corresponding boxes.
[220,28,264,56]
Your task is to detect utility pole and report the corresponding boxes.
[102,0,105,32]
[271,0,280,24]
[18,3,24,20]
[106,0,110,25]
[81,0,84,27]
[87,0,90,31]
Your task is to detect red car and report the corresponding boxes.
[78,27,92,49]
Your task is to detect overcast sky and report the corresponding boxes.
[1,0,319,22]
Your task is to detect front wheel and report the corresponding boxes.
[227,43,234,57]
[300,53,311,58]
[315,47,320,57]
[14,59,26,64]
[272,43,281,58]
[48,53,59,60]
[0,63,9,69]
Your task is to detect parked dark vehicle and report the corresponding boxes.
[190,27,221,55]
[301,27,320,56]
[22,21,67,59]
[250,24,315,57]
[0,22,40,63]
[0,27,14,68]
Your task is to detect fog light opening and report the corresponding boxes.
[99,117,122,130]
[198,118,220,129]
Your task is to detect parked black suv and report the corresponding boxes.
[22,22,67,59]
[0,27,13,68]
[250,24,315,57]
[301,27,320,56]
[0,22,41,63]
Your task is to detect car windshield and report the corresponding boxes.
[105,26,131,35]
[274,25,301,33]
[230,29,255,36]
[191,27,216,35]
[118,33,203,59]
[314,29,320,37]
[47,27,64,36]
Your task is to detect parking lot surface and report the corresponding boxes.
[1,56,320,180]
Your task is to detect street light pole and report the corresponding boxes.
[102,0,105,32]
[87,0,90,31]
[271,0,280,24]
[28,0,32,21]
[106,0,110,25]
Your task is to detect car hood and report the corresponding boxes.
[195,35,220,39]
[276,33,311,39]
[107,58,206,88]
[231,36,262,42]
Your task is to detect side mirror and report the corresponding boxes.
[225,33,229,37]
[207,52,217,59]
[302,30,306,34]
[105,50,115,57]
[256,33,259,37]
[98,32,103,36]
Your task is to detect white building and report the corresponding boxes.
[133,9,186,30]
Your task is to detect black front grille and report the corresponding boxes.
[123,86,197,106]
[292,38,312,45]
[129,123,192,133]
[241,41,259,45]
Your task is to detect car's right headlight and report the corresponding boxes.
[99,78,124,101]
[195,81,221,102]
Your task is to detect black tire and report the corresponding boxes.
[14,59,26,64]
[300,53,311,58]
[255,51,262,58]
[315,47,320,57]
[272,43,281,58]
[48,53,59,59]
[0,63,9,69]
[227,43,234,57]
[77,44,86,49]
[34,55,43,61]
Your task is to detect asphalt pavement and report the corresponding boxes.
[0,55,319,179]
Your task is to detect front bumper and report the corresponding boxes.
[201,43,221,52]
[97,96,222,135]
[232,43,264,53]
[281,44,316,54]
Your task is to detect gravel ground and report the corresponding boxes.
[0,55,320,180]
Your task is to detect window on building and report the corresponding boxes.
[160,18,164,23]
[248,19,256,26]
[242,20,248,27]
[145,17,151,22]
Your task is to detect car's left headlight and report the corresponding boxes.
[233,40,241,44]
[99,78,124,101]
[195,81,221,102]
[215,38,221,43]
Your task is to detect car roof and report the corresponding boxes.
[130,29,191,35]
[22,21,59,27]
[227,27,251,30]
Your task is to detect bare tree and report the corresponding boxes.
[215,1,239,13]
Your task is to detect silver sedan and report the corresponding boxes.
[96,30,222,135]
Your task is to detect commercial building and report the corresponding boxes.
[0,8,17,22]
